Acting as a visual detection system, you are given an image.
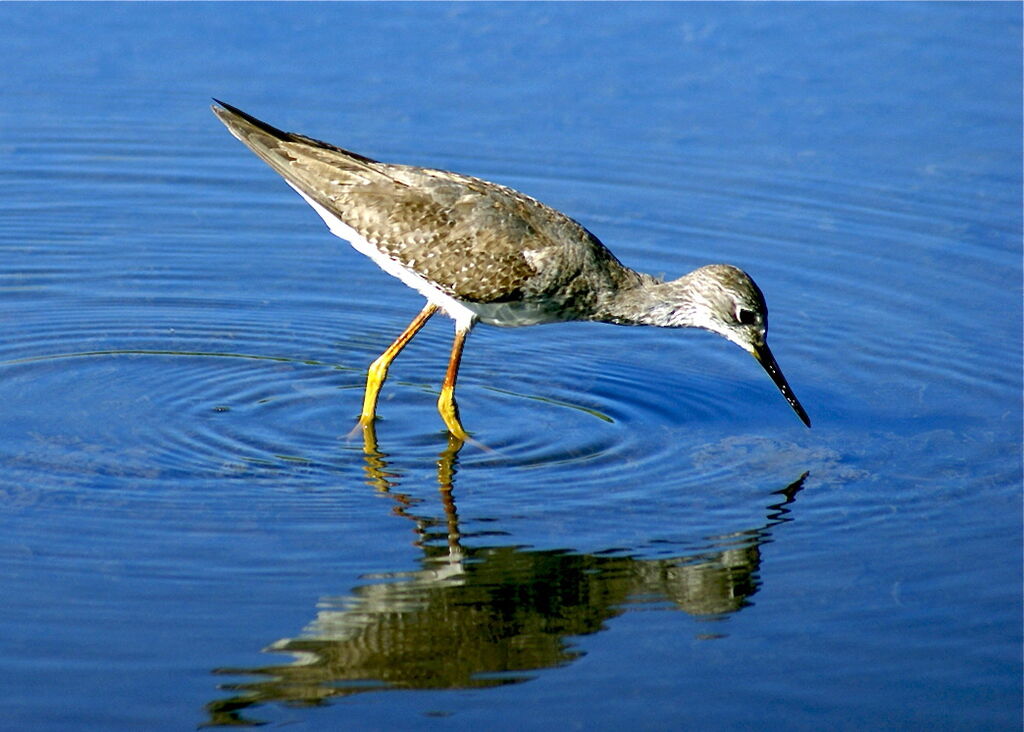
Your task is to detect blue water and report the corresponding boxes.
[1,3,1020,730]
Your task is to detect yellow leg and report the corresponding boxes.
[437,324,472,441]
[358,303,438,429]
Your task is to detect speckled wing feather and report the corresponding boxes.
[212,100,636,307]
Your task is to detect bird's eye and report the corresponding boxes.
[737,308,757,325]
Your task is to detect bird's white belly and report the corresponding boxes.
[458,300,563,327]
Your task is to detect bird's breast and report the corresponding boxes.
[460,299,569,327]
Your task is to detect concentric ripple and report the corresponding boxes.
[2,117,1015,509]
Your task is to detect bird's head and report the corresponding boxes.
[663,264,811,427]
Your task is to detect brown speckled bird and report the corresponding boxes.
[212,100,810,439]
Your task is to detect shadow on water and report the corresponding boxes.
[204,428,809,727]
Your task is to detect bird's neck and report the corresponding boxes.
[588,272,693,327]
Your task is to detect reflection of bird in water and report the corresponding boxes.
[204,434,807,726]
[213,101,810,439]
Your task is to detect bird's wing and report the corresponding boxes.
[213,101,617,303]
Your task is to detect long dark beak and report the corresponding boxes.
[753,343,811,427]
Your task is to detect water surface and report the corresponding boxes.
[0,3,1020,730]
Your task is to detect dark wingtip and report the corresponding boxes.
[210,99,250,121]
[209,99,294,142]
[211,98,242,115]
[210,99,382,167]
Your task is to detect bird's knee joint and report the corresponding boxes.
[367,358,389,380]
